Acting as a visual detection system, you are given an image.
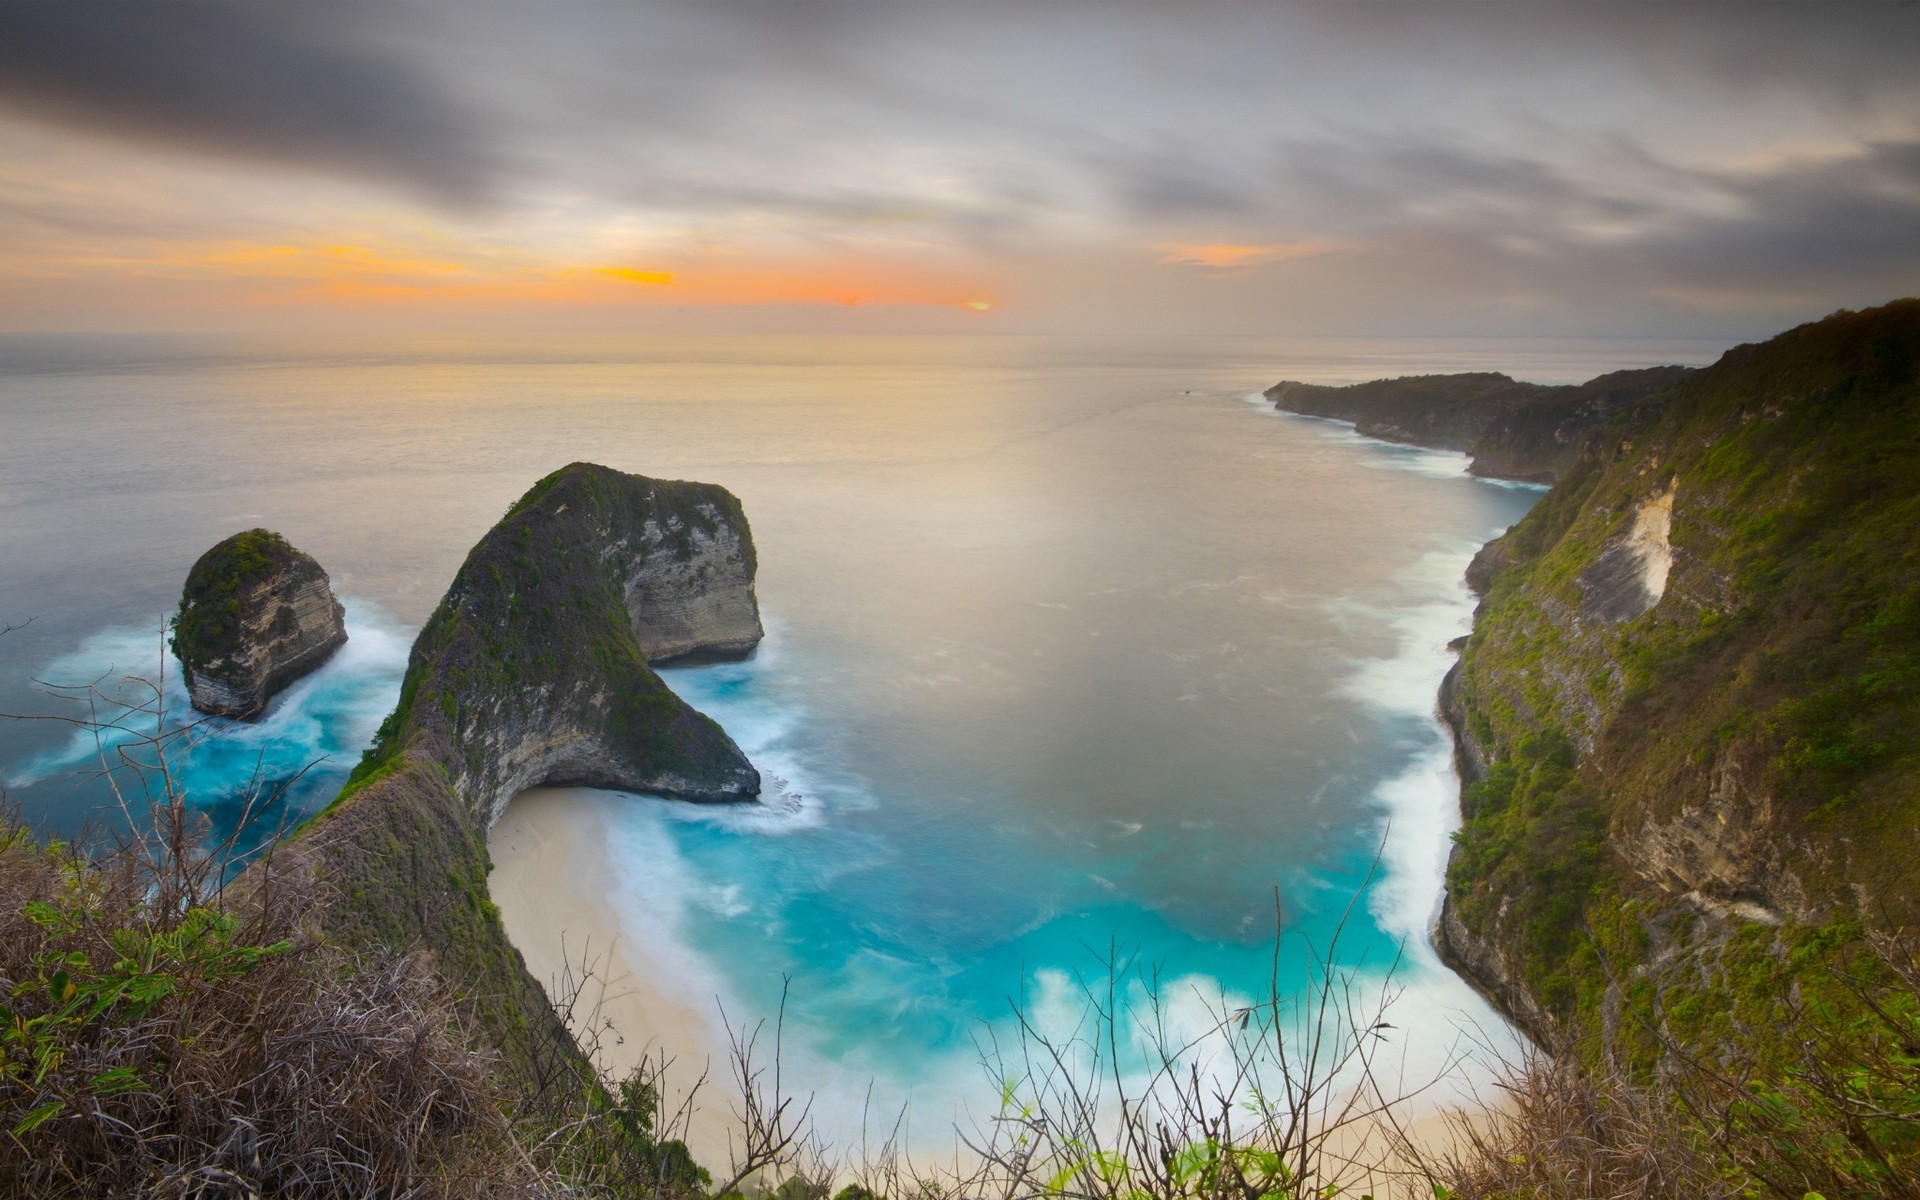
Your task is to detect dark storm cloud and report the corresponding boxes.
[0,0,495,205]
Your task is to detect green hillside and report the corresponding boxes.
[1440,300,1920,1071]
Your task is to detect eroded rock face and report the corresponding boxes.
[1576,479,1676,624]
[1434,892,1563,1049]
[1630,749,1814,927]
[327,462,762,827]
[620,507,763,663]
[173,529,347,718]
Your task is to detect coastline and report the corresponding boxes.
[488,787,743,1166]
[479,406,1545,1191]
[488,780,1500,1196]
[1272,405,1544,1049]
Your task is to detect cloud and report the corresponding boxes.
[0,2,1916,334]
[596,267,676,287]
[1154,242,1341,272]
[1641,139,1920,287]
[0,1,497,206]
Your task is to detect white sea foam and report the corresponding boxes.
[589,796,744,1053]
[1305,431,1539,1078]
[6,598,409,805]
[592,792,1002,1158]
[648,620,865,835]
[995,957,1504,1145]
[1327,539,1486,947]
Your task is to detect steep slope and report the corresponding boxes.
[1267,366,1692,483]
[1436,300,1920,1058]
[171,529,347,717]
[293,462,764,1092]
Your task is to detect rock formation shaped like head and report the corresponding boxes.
[336,463,763,828]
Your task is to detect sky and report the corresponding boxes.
[1,1,1917,339]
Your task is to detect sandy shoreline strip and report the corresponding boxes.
[489,786,744,1166]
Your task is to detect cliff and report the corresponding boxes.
[1432,300,1920,1060]
[171,529,348,718]
[292,462,764,1093]
[1266,366,1693,483]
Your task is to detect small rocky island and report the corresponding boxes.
[171,529,348,718]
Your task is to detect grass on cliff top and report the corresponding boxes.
[0,802,527,1197]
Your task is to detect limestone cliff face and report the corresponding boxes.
[620,506,763,663]
[172,529,347,718]
[1434,300,1920,1060]
[296,463,764,1093]
[1266,366,1692,483]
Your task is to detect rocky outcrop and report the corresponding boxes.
[1435,892,1563,1049]
[292,463,763,1095]
[340,461,762,824]
[1266,366,1692,483]
[1629,749,1813,927]
[172,529,347,718]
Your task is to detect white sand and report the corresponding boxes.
[488,786,746,1169]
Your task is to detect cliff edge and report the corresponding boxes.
[1267,365,1693,483]
[171,529,348,718]
[1436,300,1920,1058]
[294,462,764,1091]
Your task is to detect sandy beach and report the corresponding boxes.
[488,787,747,1167]
[489,786,1502,1197]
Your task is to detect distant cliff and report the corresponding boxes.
[292,463,764,1092]
[1266,365,1693,483]
[1428,301,1920,1059]
[171,529,347,718]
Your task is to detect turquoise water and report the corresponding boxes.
[0,332,1723,1135]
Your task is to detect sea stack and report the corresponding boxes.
[172,529,348,718]
[322,461,764,826]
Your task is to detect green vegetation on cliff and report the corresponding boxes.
[1436,301,1920,1191]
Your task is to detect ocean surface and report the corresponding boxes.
[0,331,1726,1142]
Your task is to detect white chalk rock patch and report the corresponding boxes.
[1577,479,1678,624]
[1625,480,1676,604]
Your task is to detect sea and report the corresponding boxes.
[0,330,1728,1148]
